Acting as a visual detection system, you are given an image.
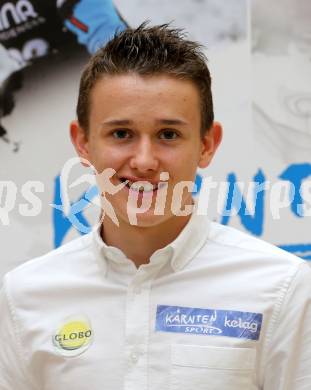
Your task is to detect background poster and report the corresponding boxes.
[251,0,311,259]
[0,0,310,281]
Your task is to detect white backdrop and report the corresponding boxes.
[0,0,310,280]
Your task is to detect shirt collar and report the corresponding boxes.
[170,212,210,271]
[92,210,210,274]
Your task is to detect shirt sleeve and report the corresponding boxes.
[0,278,34,390]
[58,0,127,54]
[262,261,311,389]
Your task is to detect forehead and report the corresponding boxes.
[89,73,201,125]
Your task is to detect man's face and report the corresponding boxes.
[71,73,221,227]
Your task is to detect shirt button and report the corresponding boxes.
[131,352,139,363]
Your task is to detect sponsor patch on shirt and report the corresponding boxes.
[156,305,262,341]
[52,316,93,357]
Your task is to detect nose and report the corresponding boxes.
[129,136,159,173]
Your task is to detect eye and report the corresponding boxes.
[112,129,131,139]
[159,129,179,140]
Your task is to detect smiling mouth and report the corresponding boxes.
[119,178,159,192]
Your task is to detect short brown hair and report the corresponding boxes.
[77,22,214,136]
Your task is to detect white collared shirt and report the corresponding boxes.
[1,213,311,390]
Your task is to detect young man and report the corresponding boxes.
[1,24,311,390]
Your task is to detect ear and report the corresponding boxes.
[198,121,223,169]
[70,120,91,167]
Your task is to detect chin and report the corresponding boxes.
[133,213,171,228]
[115,206,172,228]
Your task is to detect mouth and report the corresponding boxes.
[119,177,160,193]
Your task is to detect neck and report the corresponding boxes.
[101,214,191,268]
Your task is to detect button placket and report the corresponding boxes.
[124,278,151,390]
[133,285,142,295]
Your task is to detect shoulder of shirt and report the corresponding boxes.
[205,221,306,267]
[4,232,94,283]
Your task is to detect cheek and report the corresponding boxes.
[169,162,198,183]
[89,145,125,172]
[172,150,201,174]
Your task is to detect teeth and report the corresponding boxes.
[119,178,159,192]
[130,182,155,192]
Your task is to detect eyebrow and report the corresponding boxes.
[156,119,188,126]
[101,118,188,126]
